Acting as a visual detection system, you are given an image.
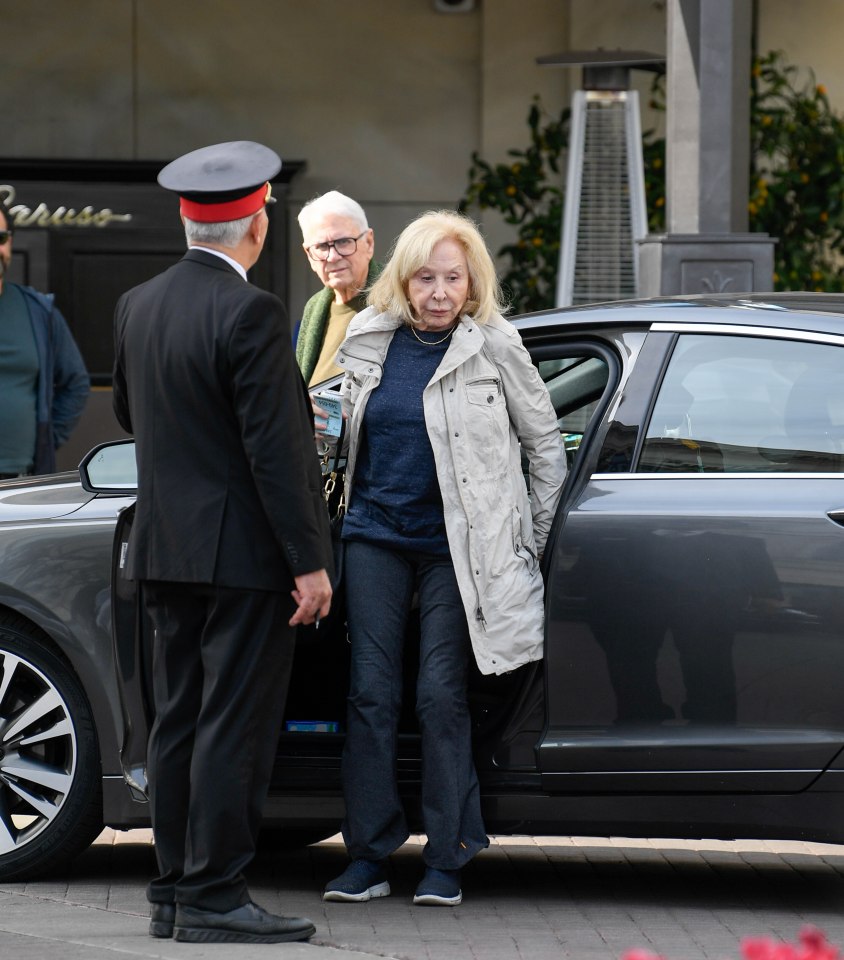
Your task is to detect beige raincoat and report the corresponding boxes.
[336,306,566,676]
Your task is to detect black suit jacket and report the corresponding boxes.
[112,249,331,591]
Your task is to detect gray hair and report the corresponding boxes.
[297,191,368,237]
[183,213,255,249]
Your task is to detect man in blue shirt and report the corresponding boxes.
[0,207,89,476]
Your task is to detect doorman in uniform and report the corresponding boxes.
[112,140,332,945]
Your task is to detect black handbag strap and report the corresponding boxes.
[323,415,346,516]
[329,415,345,475]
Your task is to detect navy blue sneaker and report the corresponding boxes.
[413,867,462,906]
[323,859,390,902]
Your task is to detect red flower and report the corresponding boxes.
[625,927,839,960]
[798,926,839,960]
[740,927,837,960]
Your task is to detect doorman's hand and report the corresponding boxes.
[290,569,333,627]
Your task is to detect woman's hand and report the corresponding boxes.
[312,397,330,437]
[312,396,347,443]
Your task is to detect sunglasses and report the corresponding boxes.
[0,231,11,244]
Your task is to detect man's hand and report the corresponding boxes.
[290,568,333,627]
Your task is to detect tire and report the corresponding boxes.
[0,611,103,880]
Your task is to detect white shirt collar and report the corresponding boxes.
[189,245,248,281]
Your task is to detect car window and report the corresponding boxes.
[538,355,609,468]
[638,334,844,473]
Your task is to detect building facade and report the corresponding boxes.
[2,0,840,462]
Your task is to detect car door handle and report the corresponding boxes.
[827,509,844,526]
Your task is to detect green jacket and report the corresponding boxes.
[295,261,379,385]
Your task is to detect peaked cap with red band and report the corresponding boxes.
[157,140,282,223]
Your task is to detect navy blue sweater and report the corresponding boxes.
[342,324,452,555]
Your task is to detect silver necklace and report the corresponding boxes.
[409,323,456,346]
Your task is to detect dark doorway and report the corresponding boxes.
[1,158,304,468]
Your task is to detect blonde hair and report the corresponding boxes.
[368,210,506,325]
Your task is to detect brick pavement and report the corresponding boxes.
[2,830,844,959]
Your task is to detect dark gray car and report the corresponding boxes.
[4,292,844,881]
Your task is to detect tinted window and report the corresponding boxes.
[538,355,609,468]
[639,334,844,473]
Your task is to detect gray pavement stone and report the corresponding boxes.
[4,830,844,959]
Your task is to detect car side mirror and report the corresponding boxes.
[79,440,138,494]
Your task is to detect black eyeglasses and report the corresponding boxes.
[306,230,366,261]
[0,230,12,244]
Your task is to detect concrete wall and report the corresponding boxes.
[757,0,844,104]
[0,0,586,320]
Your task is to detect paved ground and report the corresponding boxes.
[2,829,844,959]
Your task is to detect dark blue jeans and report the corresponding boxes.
[341,540,489,870]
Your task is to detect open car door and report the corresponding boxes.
[80,441,150,803]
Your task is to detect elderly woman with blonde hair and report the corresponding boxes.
[320,210,566,907]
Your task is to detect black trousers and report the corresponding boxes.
[142,580,295,911]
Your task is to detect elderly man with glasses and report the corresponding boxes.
[296,191,376,386]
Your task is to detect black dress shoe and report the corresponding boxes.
[149,902,176,938]
[173,901,316,944]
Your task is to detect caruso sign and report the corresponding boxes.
[0,184,133,228]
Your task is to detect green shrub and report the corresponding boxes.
[750,50,844,291]
[458,98,569,313]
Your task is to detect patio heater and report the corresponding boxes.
[536,50,664,306]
